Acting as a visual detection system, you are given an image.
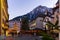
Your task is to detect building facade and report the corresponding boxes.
[53,0,59,40]
[29,20,36,30]
[53,0,59,25]
[35,17,44,29]
[29,16,45,30]
[9,20,21,29]
[1,0,9,36]
[9,20,20,31]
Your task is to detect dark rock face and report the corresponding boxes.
[10,5,53,21]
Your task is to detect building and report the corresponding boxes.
[53,0,59,25]
[8,21,20,36]
[29,20,36,30]
[9,20,20,30]
[9,20,21,34]
[52,0,59,40]
[1,0,9,36]
[35,17,44,29]
[29,14,45,30]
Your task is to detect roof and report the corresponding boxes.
[56,0,59,5]
[53,0,59,13]
[53,6,59,13]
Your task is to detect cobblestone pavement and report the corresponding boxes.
[4,35,43,40]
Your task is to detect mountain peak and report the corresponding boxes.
[10,5,53,21]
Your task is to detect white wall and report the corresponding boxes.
[36,17,43,29]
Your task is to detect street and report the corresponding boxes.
[4,35,42,40]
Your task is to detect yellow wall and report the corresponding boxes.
[0,0,1,35]
[1,0,9,36]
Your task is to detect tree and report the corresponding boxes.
[46,21,54,30]
[21,16,29,30]
[46,19,60,38]
[46,19,59,30]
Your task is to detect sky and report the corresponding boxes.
[7,0,58,20]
